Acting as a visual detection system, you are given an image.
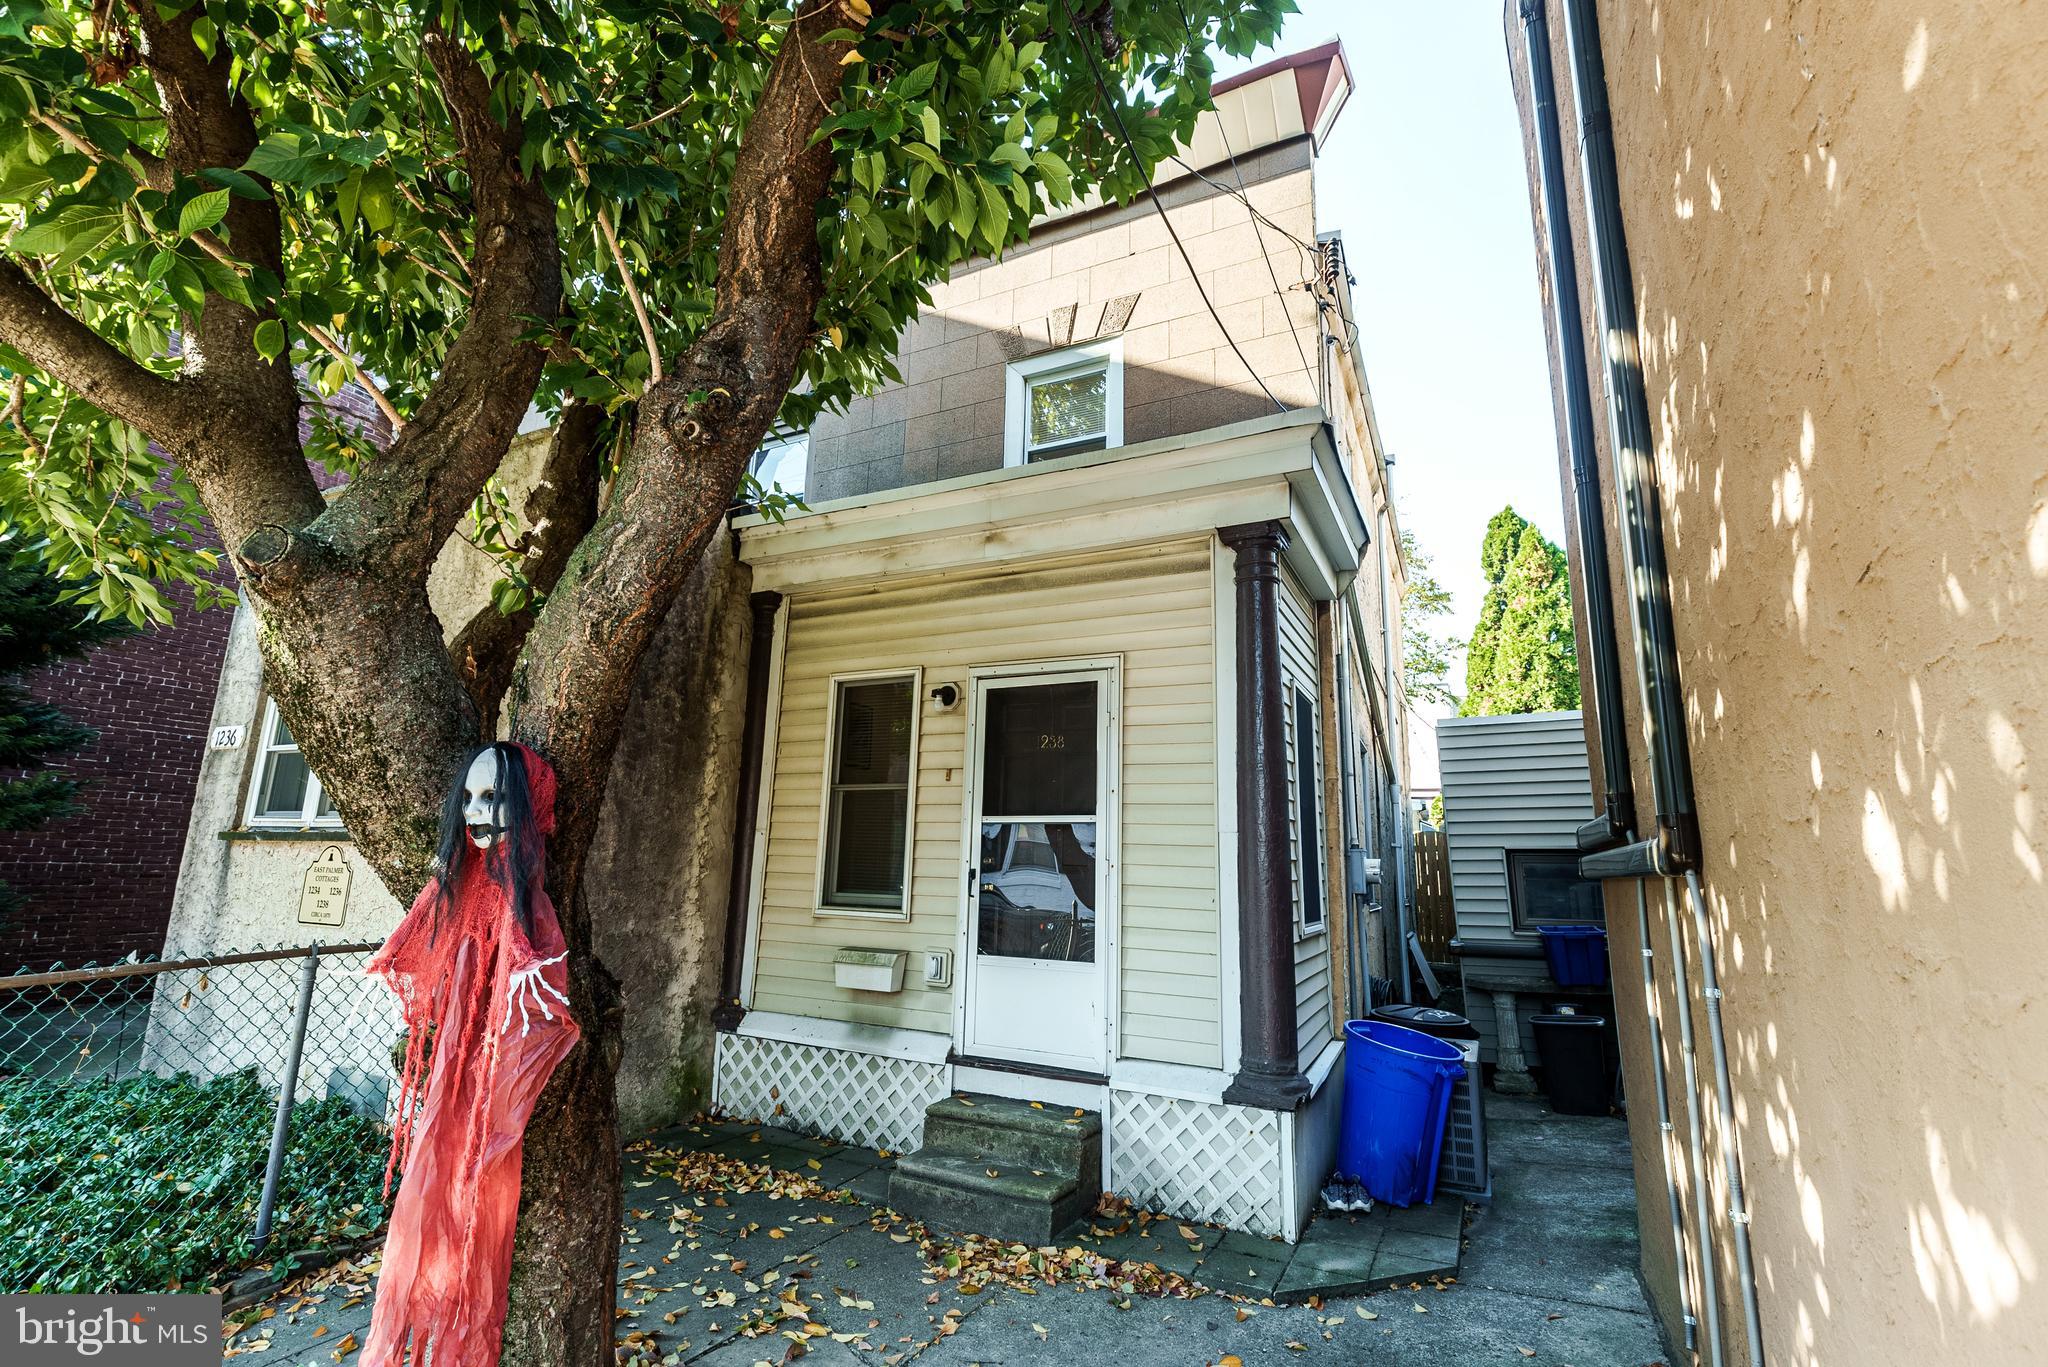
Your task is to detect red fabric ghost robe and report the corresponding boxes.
[362,745,579,1367]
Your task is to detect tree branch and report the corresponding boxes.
[511,31,664,385]
[0,260,187,440]
[448,401,606,732]
[312,27,561,578]
[128,0,306,515]
[300,322,405,432]
[507,2,855,866]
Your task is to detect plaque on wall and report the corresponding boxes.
[298,845,352,927]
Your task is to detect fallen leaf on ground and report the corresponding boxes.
[1356,1306,1378,1320]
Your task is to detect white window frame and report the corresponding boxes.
[1003,338,1124,467]
[749,431,809,501]
[1285,678,1327,936]
[244,698,344,830]
[813,667,923,920]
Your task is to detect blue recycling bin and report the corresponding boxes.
[1336,1020,1467,1207]
[1539,924,1611,987]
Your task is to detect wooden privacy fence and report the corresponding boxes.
[1412,827,1455,963]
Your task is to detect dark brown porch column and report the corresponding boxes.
[712,590,783,1031]
[1219,522,1311,1111]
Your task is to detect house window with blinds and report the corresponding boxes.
[1003,340,1124,466]
[818,672,921,917]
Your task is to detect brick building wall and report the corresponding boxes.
[0,386,387,971]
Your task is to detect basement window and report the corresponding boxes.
[1004,340,1123,466]
[817,671,921,918]
[246,700,343,829]
[1508,850,1606,929]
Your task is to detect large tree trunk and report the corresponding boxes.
[500,885,626,1365]
[0,9,851,1366]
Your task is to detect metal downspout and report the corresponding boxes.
[1334,605,1364,1016]
[1557,0,1700,876]
[1554,0,1768,1360]
[1655,877,1723,1366]
[1373,481,1412,1003]
[1513,0,1696,1352]
[1512,0,1636,852]
[1635,877,1705,1355]
[1686,871,1767,1363]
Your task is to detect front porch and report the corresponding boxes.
[713,409,1373,1243]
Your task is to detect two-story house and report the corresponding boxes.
[163,40,1408,1245]
[712,40,1410,1242]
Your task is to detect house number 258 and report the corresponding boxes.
[1039,734,1067,749]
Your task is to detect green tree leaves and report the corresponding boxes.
[1461,507,1581,717]
[0,0,1290,627]
[1399,528,1460,708]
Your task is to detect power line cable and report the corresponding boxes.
[1170,0,1321,406]
[1057,0,1284,412]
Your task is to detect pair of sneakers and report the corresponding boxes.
[1319,1177,1373,1214]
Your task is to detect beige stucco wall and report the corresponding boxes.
[1515,3,2048,1363]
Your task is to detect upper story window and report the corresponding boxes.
[1004,340,1123,467]
[750,433,808,501]
[247,700,342,829]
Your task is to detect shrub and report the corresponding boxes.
[0,1069,389,1292]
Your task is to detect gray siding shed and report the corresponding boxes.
[1435,711,1595,1063]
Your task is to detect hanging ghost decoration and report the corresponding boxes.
[361,742,579,1367]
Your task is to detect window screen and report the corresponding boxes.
[1025,365,1108,460]
[1508,850,1606,928]
[1292,687,1324,930]
[823,677,915,910]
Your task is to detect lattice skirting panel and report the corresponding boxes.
[712,1032,950,1154]
[1108,1090,1287,1238]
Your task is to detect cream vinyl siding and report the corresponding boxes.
[750,538,1223,1068]
[1277,567,1333,1062]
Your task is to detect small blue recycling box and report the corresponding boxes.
[1336,1019,1467,1207]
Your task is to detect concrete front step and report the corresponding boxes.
[918,1093,1103,1173]
[889,1093,1104,1245]
[891,1152,1097,1246]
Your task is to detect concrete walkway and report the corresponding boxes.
[232,1094,1668,1365]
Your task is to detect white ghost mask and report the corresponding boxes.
[463,749,509,848]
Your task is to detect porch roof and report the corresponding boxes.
[734,408,1368,598]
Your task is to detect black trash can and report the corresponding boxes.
[1370,1004,1479,1042]
[1529,1012,1610,1116]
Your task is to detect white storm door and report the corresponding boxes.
[962,670,1113,1073]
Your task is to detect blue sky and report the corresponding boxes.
[1216,2,1570,674]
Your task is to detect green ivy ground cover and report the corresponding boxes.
[0,1069,388,1292]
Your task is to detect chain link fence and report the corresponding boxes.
[0,942,403,1294]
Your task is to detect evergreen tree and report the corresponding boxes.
[0,546,129,920]
[1398,528,1459,707]
[1461,507,1581,716]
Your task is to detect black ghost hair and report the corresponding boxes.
[434,741,541,939]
